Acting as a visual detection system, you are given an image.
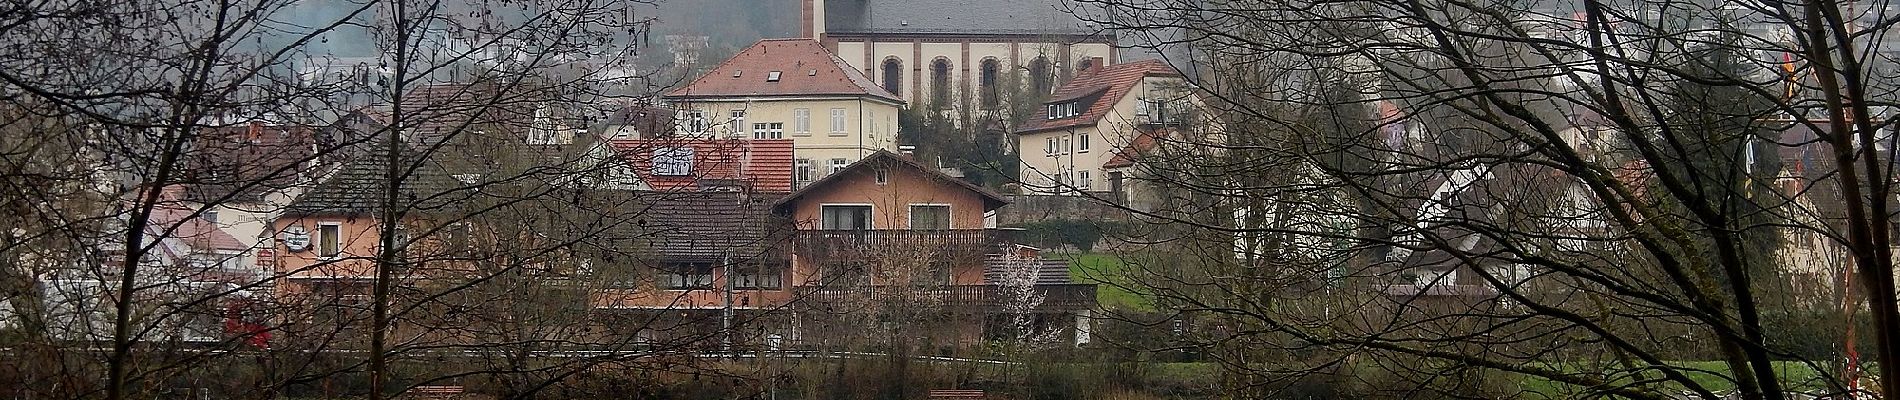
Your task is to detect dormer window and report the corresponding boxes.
[1046,102,1079,119]
[767,71,782,82]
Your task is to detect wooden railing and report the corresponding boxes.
[793,229,1010,263]
[794,284,1097,312]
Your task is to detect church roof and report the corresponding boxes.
[824,0,1107,36]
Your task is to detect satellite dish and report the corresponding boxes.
[282,225,312,252]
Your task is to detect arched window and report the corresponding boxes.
[881,59,902,96]
[1029,56,1052,95]
[979,58,1001,108]
[929,58,952,107]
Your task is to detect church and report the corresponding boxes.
[799,0,1122,111]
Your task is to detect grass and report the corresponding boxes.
[1062,252,1154,311]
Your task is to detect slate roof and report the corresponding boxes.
[282,141,467,215]
[607,138,795,193]
[1015,59,1180,134]
[772,150,1010,211]
[627,191,790,261]
[179,122,326,202]
[824,0,1107,36]
[662,39,901,103]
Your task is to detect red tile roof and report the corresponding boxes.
[181,122,323,202]
[1015,59,1180,134]
[606,139,795,193]
[663,39,901,103]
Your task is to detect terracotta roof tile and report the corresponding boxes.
[1015,59,1179,134]
[606,139,795,193]
[1102,127,1167,169]
[663,39,901,103]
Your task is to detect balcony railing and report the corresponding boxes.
[794,229,1010,263]
[793,284,1097,312]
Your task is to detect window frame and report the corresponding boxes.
[752,122,784,139]
[819,204,875,230]
[829,158,849,175]
[729,109,746,137]
[908,204,952,230]
[1078,170,1093,190]
[732,264,785,290]
[829,108,847,134]
[793,108,811,135]
[794,158,813,183]
[1078,133,1090,153]
[316,222,343,259]
[657,262,715,290]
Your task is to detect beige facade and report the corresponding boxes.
[670,97,902,184]
[830,39,1116,108]
[1018,75,1200,195]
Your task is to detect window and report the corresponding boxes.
[1045,137,1056,156]
[1078,170,1092,190]
[929,58,952,107]
[909,205,951,230]
[881,59,903,95]
[829,108,847,134]
[767,70,782,82]
[1135,98,1149,116]
[1062,137,1072,154]
[316,222,342,258]
[652,147,695,176]
[1030,56,1052,94]
[875,168,888,185]
[1046,102,1078,119]
[794,158,813,183]
[1077,58,1096,71]
[793,108,811,135]
[729,109,745,137]
[829,158,849,174]
[682,110,707,134]
[733,264,783,290]
[658,263,714,289]
[979,58,1000,108]
[752,122,784,139]
[820,205,874,230]
[1078,133,1090,152]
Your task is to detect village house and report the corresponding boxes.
[803,0,1120,111]
[1014,59,1204,202]
[662,38,903,190]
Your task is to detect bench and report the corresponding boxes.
[927,389,985,399]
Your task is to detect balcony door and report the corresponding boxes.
[820,205,873,230]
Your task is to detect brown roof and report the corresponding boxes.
[606,138,795,193]
[663,39,901,103]
[772,150,1010,211]
[1102,126,1169,169]
[1015,59,1180,134]
[147,206,248,252]
[180,122,325,202]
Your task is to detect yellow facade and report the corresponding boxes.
[672,96,902,183]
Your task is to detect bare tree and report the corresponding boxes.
[1049,0,1900,399]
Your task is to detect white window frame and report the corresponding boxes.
[829,158,849,174]
[793,108,811,135]
[729,109,746,137]
[1045,137,1056,156]
[829,108,847,134]
[316,222,343,259]
[907,204,952,230]
[752,122,784,139]
[794,158,813,183]
[1078,133,1090,153]
[1078,170,1092,190]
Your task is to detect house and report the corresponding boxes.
[804,0,1120,109]
[662,38,904,189]
[773,150,1097,346]
[1014,59,1205,200]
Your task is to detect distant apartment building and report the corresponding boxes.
[662,38,904,189]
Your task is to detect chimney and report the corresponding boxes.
[1085,57,1105,73]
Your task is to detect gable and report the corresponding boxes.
[664,39,901,102]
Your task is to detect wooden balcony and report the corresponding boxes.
[794,229,1011,263]
[793,284,1097,312]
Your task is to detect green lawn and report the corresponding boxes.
[1063,252,1154,311]
[1517,361,1837,398]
